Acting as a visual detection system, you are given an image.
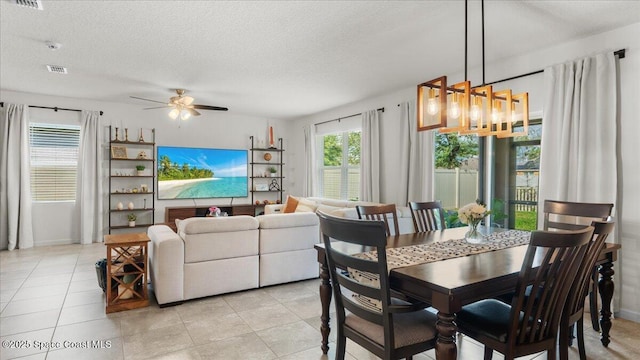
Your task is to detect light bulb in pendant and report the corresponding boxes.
[426,88,439,115]
[448,93,461,119]
[180,109,191,121]
[491,101,502,124]
[470,98,481,124]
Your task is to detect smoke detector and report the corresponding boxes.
[46,65,68,74]
[45,41,62,51]
[13,0,43,10]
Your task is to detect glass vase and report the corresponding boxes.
[465,222,485,244]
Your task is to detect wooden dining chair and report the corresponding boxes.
[356,204,400,236]
[317,211,437,360]
[560,220,615,360]
[543,199,613,331]
[455,226,593,360]
[408,201,446,232]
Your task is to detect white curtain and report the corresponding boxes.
[76,111,103,244]
[0,104,34,250]
[538,52,617,227]
[303,124,316,197]
[361,109,380,202]
[398,100,435,205]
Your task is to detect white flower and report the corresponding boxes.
[458,202,489,225]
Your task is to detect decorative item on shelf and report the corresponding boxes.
[143,199,147,209]
[255,200,261,205]
[111,145,128,159]
[207,206,221,217]
[137,151,148,159]
[114,127,120,142]
[263,200,270,205]
[263,152,272,161]
[138,128,145,142]
[128,201,134,210]
[267,166,277,177]
[136,165,145,176]
[458,200,491,244]
[268,125,276,148]
[116,202,124,210]
[255,184,269,191]
[132,188,139,193]
[141,184,148,193]
[124,128,129,142]
[416,0,528,138]
[269,179,280,191]
[127,213,136,227]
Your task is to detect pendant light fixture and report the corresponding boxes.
[417,0,529,137]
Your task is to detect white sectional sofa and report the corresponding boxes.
[147,197,413,306]
[147,213,319,306]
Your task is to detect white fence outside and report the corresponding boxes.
[435,168,479,210]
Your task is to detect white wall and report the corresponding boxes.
[0,90,286,247]
[287,22,640,321]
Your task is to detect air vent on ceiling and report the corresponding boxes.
[13,0,43,10]
[47,65,68,74]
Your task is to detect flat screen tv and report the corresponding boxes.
[157,146,248,200]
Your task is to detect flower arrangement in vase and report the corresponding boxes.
[208,206,221,217]
[267,166,277,177]
[458,200,490,244]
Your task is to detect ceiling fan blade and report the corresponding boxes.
[143,106,172,110]
[130,96,169,105]
[187,108,201,116]
[193,104,229,111]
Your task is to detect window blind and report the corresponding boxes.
[29,123,80,201]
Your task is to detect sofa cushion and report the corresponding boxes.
[257,212,319,229]
[308,197,348,208]
[295,198,318,213]
[178,216,259,235]
[178,216,260,264]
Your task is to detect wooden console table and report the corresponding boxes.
[164,204,257,231]
[104,232,150,313]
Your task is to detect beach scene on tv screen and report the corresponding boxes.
[157,146,248,199]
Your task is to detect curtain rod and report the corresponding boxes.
[0,102,103,116]
[314,107,384,126]
[484,48,625,86]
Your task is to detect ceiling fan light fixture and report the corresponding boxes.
[168,108,180,120]
[180,109,191,121]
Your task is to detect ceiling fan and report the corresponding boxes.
[130,89,228,120]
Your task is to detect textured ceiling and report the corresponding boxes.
[1,0,639,120]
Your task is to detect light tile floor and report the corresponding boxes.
[1,243,639,359]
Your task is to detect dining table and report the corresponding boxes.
[314,226,621,360]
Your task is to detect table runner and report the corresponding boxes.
[356,229,531,270]
[349,229,531,311]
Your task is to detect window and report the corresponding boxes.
[317,130,361,200]
[434,133,481,228]
[492,119,542,230]
[29,123,81,201]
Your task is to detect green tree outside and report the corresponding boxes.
[435,133,479,169]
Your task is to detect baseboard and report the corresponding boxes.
[35,239,75,247]
[615,309,640,323]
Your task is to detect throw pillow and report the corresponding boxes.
[283,196,299,213]
[295,198,318,213]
